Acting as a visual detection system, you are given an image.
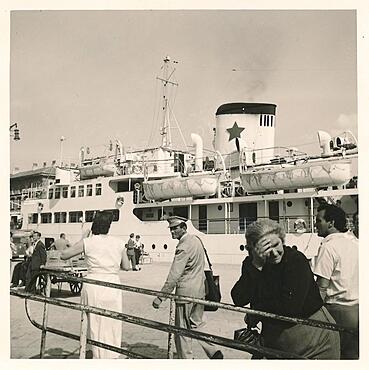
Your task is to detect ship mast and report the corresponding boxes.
[156,56,178,148]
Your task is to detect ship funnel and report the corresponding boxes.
[191,133,203,171]
[317,130,332,157]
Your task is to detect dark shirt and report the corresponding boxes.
[231,246,323,332]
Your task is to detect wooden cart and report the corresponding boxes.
[38,251,87,295]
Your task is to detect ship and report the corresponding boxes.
[15,57,358,264]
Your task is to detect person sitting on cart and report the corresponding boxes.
[10,233,35,289]
[25,231,47,293]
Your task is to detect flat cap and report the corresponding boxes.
[167,216,188,228]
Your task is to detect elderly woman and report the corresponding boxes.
[231,219,340,359]
[61,211,126,359]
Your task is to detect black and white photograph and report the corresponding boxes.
[3,0,368,367]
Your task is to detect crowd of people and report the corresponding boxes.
[10,204,359,360]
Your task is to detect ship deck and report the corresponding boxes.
[10,261,250,359]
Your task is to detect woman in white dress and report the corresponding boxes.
[61,211,127,359]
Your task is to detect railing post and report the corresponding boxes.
[39,273,51,358]
[167,298,175,359]
[79,309,88,359]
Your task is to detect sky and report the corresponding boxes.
[9,9,358,171]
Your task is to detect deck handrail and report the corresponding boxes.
[10,270,356,359]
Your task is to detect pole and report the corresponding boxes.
[39,273,51,358]
[59,136,65,166]
[167,298,175,359]
[79,310,88,358]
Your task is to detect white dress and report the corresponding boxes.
[82,235,124,359]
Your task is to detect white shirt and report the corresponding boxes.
[313,232,358,305]
[84,235,124,275]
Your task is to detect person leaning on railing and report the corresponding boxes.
[61,210,128,359]
[231,219,340,359]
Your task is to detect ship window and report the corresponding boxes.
[287,201,293,207]
[85,210,98,222]
[29,213,38,224]
[78,185,84,197]
[70,186,76,198]
[263,115,267,126]
[41,213,52,224]
[271,116,274,127]
[259,115,263,126]
[69,211,83,223]
[55,187,61,199]
[96,183,102,196]
[62,186,68,198]
[218,205,223,211]
[87,184,93,197]
[54,212,67,223]
[48,188,54,199]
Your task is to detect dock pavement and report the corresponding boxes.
[10,261,251,359]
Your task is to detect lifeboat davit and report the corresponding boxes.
[143,172,220,201]
[240,158,352,192]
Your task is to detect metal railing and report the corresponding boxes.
[191,216,315,235]
[10,270,356,359]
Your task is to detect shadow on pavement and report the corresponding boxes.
[123,341,170,359]
[30,347,79,359]
[49,289,80,299]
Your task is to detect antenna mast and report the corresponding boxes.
[157,56,178,147]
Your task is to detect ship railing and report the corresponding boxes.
[10,270,355,359]
[239,146,308,170]
[192,216,315,234]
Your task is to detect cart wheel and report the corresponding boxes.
[37,274,47,295]
[69,281,82,295]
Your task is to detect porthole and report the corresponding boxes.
[152,244,156,250]
[163,244,168,250]
[240,245,244,251]
[287,201,293,207]
[217,205,223,211]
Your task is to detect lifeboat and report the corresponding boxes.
[240,158,352,192]
[79,162,116,179]
[143,172,220,201]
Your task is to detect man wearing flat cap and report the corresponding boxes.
[152,216,223,359]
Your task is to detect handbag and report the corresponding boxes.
[196,236,221,311]
[234,327,262,347]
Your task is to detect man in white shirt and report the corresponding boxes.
[50,233,71,251]
[313,203,359,359]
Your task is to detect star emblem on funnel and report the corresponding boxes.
[227,122,245,141]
